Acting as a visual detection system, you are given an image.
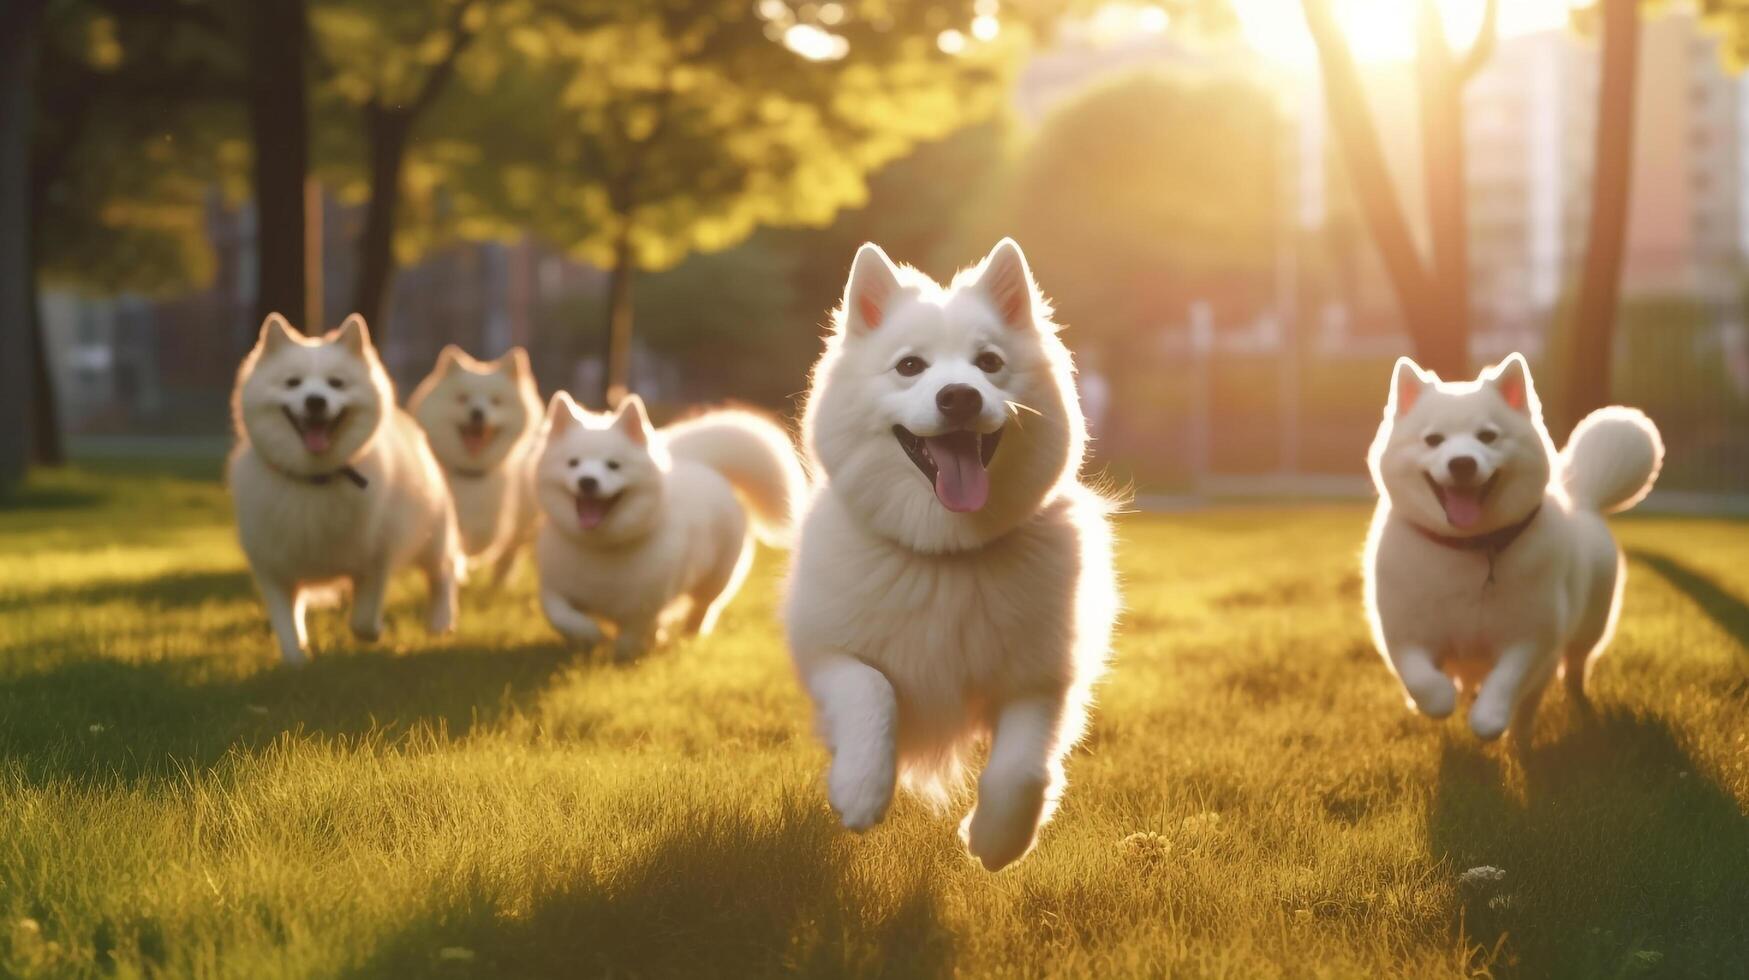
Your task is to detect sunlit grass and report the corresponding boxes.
[2,468,1745,977]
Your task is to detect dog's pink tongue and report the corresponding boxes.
[925,432,989,513]
[302,425,331,455]
[1442,488,1483,530]
[576,497,607,530]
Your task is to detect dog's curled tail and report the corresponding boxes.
[665,409,808,547]
[1561,406,1664,514]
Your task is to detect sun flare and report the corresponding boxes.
[1232,0,1578,67]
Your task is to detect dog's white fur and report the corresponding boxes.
[228,314,462,664]
[785,239,1117,871]
[409,345,543,583]
[533,392,806,660]
[1363,353,1663,741]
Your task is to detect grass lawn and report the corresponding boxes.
[2,466,1746,978]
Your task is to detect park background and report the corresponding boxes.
[2,3,1749,978]
[2,0,1747,501]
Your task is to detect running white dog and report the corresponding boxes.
[409,345,543,583]
[1364,353,1663,741]
[228,313,462,664]
[532,392,805,660]
[785,239,1118,871]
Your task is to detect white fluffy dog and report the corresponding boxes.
[228,314,462,664]
[785,239,1117,871]
[532,392,805,661]
[1364,353,1663,741]
[409,345,543,583]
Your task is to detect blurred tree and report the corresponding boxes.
[434,0,1016,403]
[245,0,312,330]
[26,0,241,465]
[634,117,1016,408]
[0,1,45,487]
[1008,72,1277,340]
[311,0,486,338]
[1558,0,1641,433]
[1301,0,1497,380]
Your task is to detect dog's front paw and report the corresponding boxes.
[828,752,894,833]
[611,634,647,663]
[1405,673,1458,719]
[350,620,383,644]
[1468,700,1511,741]
[964,773,1048,872]
[426,600,455,636]
[558,620,605,650]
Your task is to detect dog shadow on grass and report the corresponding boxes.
[343,796,955,980]
[0,634,582,789]
[1428,712,1749,978]
[1627,548,1749,662]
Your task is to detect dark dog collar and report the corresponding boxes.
[265,459,369,490]
[1411,504,1542,586]
[447,464,492,480]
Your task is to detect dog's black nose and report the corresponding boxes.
[468,407,485,425]
[935,384,982,425]
[1448,455,1478,481]
[578,476,599,496]
[304,393,328,416]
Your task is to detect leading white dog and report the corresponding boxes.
[785,239,1118,871]
[1364,353,1663,742]
[228,313,462,664]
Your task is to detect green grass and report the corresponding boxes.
[2,467,1746,979]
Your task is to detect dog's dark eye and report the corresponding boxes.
[895,355,927,377]
[975,351,1005,373]
[490,397,501,406]
[1477,430,1498,444]
[1424,433,1445,448]
[284,377,301,389]
[606,460,621,471]
[327,377,346,389]
[456,394,467,404]
[567,458,579,467]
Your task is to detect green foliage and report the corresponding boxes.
[3,468,1747,976]
[429,1,1018,275]
[32,1,244,296]
[1699,0,1749,69]
[1007,70,1279,345]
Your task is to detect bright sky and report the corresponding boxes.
[1232,0,1579,66]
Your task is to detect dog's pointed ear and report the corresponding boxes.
[436,344,467,375]
[611,393,653,446]
[545,391,580,434]
[841,243,902,335]
[973,238,1037,331]
[334,314,372,355]
[258,313,299,352]
[497,346,532,380]
[1390,356,1433,417]
[1486,352,1535,414]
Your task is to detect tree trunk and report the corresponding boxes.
[246,0,309,331]
[1565,0,1640,433]
[1301,0,1466,379]
[1415,1,1472,378]
[352,105,410,338]
[601,235,635,407]
[28,280,63,466]
[0,7,43,489]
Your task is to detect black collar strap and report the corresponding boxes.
[267,459,369,489]
[448,464,492,480]
[1412,504,1541,585]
